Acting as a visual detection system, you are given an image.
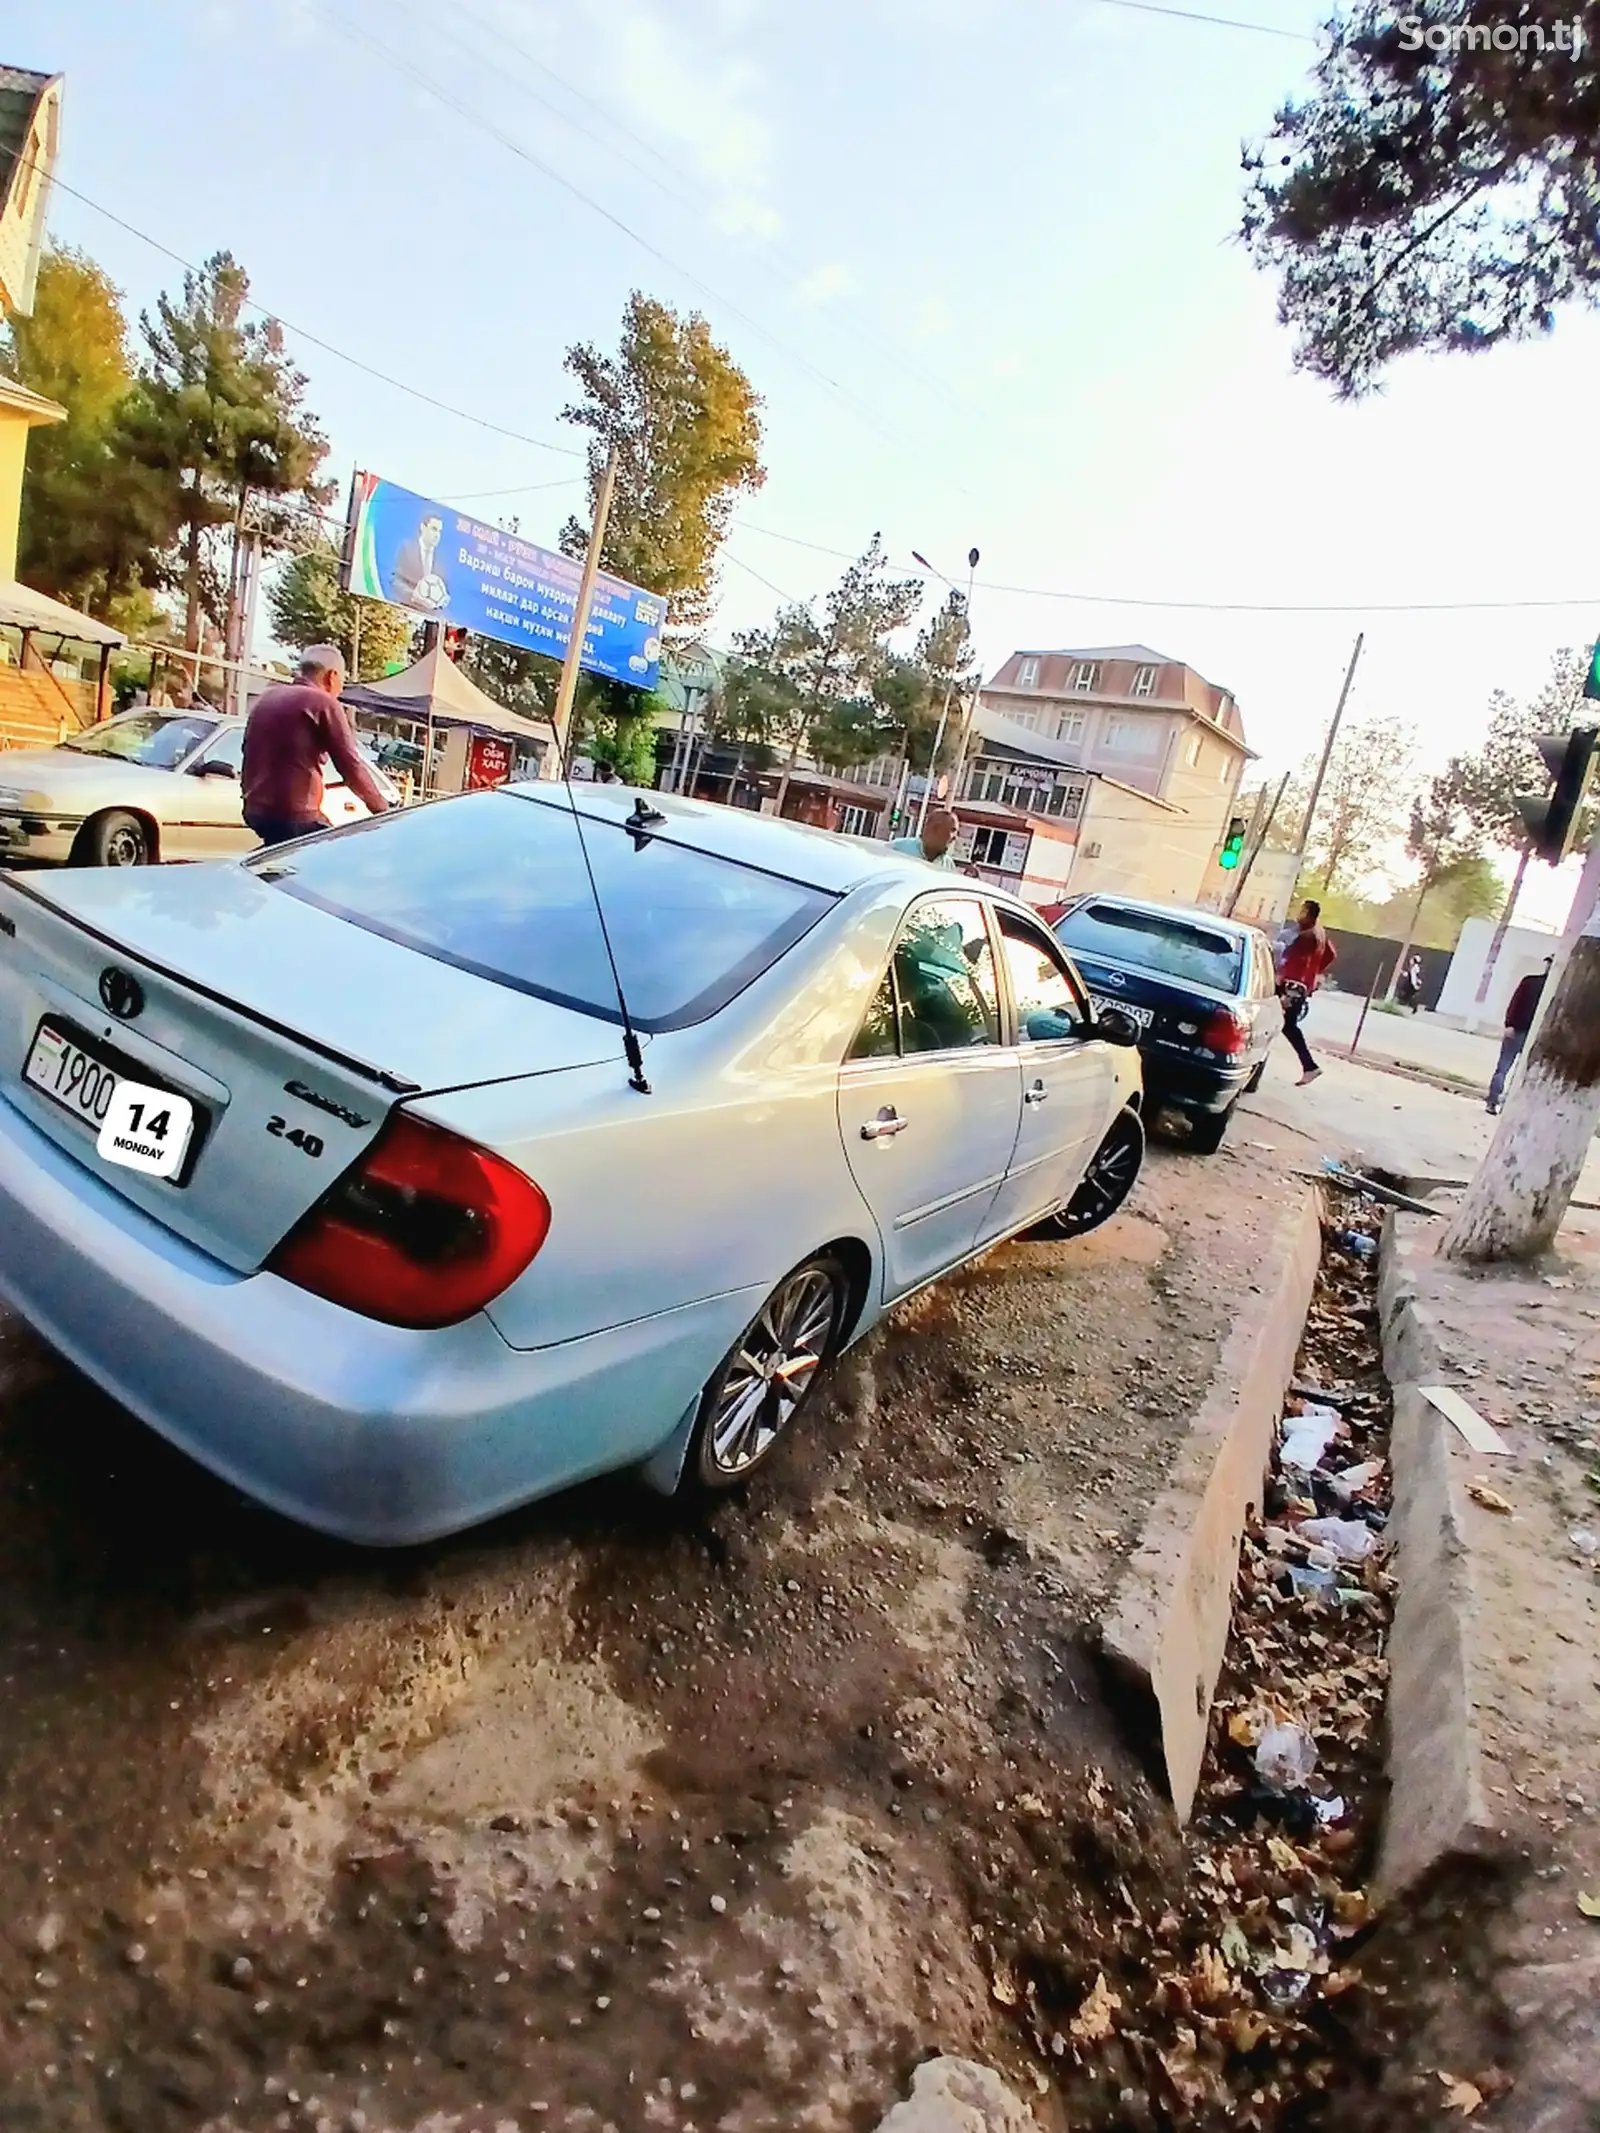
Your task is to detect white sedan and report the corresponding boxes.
[0,788,1144,1543]
[0,707,395,867]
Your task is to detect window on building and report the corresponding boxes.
[969,825,1011,867]
[1184,735,1203,768]
[1070,662,1101,693]
[1054,711,1085,746]
[963,762,1087,819]
[859,754,898,788]
[1102,715,1162,757]
[1131,664,1157,698]
[838,803,873,836]
[1007,708,1041,731]
[1016,657,1040,689]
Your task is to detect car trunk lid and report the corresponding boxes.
[0,865,620,1272]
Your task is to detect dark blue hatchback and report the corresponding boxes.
[1051,894,1278,1152]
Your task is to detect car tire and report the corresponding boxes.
[1034,1107,1145,1239]
[1187,1106,1231,1154]
[80,811,150,868]
[683,1253,849,1494]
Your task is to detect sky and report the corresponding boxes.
[18,0,1600,919]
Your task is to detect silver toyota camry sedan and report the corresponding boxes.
[0,786,1144,1543]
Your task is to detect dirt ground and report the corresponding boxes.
[0,1126,1311,2133]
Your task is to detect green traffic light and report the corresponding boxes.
[1219,844,1242,870]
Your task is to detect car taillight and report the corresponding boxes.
[268,1114,550,1329]
[1200,1007,1249,1056]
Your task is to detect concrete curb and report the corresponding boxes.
[1374,1215,1497,1900]
[1098,1188,1322,1822]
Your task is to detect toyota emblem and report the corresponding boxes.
[99,967,144,1020]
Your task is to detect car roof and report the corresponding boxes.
[506,781,959,897]
[1060,890,1266,942]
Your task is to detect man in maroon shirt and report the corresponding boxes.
[242,645,390,847]
[1275,898,1338,1087]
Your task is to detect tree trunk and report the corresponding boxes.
[1384,873,1433,996]
[1442,931,1600,1260]
[1462,843,1532,1033]
[183,498,204,656]
[771,725,803,816]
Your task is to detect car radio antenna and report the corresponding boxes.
[548,447,652,1096]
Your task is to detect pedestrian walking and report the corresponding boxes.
[1396,953,1424,1012]
[242,645,390,848]
[891,802,960,869]
[1486,957,1552,1115]
[1275,899,1337,1087]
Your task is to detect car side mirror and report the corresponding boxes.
[1093,1005,1142,1047]
[192,758,238,778]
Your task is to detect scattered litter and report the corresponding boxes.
[1291,1380,1350,1407]
[1577,1892,1600,1919]
[1419,1384,1512,1457]
[1068,1971,1120,2044]
[1255,1724,1318,1791]
[1570,1529,1600,1557]
[1314,1795,1347,1825]
[1543,1276,1574,1289]
[1466,1480,1514,1515]
[1285,1564,1340,1600]
[1326,1459,1385,1504]
[1333,1228,1377,1261]
[1437,2073,1485,2116]
[1281,1404,1343,1471]
[1298,1517,1379,1562]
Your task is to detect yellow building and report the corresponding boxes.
[1,65,66,578]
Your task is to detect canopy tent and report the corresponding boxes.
[341,644,555,754]
[0,578,125,648]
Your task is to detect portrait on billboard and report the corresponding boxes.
[389,510,449,612]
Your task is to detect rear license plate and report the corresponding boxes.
[23,1022,198,1180]
[1090,993,1152,1029]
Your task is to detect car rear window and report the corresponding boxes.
[1056,902,1244,991]
[251,789,838,1032]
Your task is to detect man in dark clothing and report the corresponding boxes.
[1276,899,1338,1087]
[242,645,390,847]
[1487,958,1552,1114]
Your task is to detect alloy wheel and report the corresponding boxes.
[702,1263,842,1481]
[103,823,146,866]
[1053,1112,1144,1237]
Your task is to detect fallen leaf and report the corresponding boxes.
[1231,2010,1268,2051]
[1437,2072,1484,2116]
[1577,1892,1600,1919]
[1467,1481,1514,1515]
[1189,1944,1233,2005]
[991,1970,1019,2007]
[1069,1971,1121,2044]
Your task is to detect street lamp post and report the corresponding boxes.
[911,545,980,837]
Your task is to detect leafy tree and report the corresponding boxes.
[1242,2,1600,395]
[2,245,170,620]
[125,251,330,651]
[1453,647,1593,849]
[584,704,659,784]
[1283,712,1420,892]
[560,291,765,631]
[764,536,923,811]
[1387,764,1484,986]
[455,638,556,723]
[267,540,410,680]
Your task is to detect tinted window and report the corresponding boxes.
[1057,902,1244,992]
[997,912,1086,1041]
[849,970,900,1061]
[195,725,245,773]
[893,898,1000,1053]
[254,790,837,1032]
[64,712,216,769]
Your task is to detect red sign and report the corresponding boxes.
[466,734,513,789]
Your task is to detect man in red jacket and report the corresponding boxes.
[1276,898,1337,1087]
[242,645,390,847]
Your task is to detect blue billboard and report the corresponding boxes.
[343,470,668,690]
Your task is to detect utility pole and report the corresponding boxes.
[1293,633,1364,868]
[549,445,619,772]
[915,547,980,837]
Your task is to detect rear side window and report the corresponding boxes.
[1057,901,1244,991]
[252,790,837,1032]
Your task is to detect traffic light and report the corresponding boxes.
[442,625,469,662]
[1218,815,1247,870]
[1516,727,1599,864]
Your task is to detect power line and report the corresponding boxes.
[1080,0,1314,41]
[730,526,1598,616]
[309,1,964,470]
[19,151,583,458]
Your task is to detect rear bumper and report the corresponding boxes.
[1140,1049,1252,1117]
[0,1092,759,1544]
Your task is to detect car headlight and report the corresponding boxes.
[0,788,27,810]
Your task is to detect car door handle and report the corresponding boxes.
[859,1107,908,1141]
[1023,1080,1049,1105]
